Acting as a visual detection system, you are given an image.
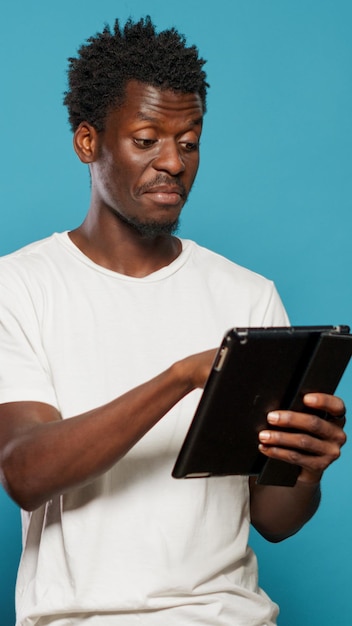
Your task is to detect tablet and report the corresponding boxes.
[172,325,352,486]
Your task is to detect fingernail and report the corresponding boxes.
[267,411,280,423]
[304,394,317,404]
[259,430,271,441]
[259,443,268,451]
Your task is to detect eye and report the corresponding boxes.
[133,138,157,149]
[180,141,199,152]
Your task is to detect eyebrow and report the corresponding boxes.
[136,111,203,127]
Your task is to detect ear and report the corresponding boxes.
[73,122,100,163]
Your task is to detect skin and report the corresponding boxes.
[0,81,347,544]
[70,81,203,276]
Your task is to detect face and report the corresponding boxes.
[87,80,203,237]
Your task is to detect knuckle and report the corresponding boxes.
[332,444,342,461]
[324,445,342,467]
[334,447,342,461]
[326,441,343,463]
[338,431,347,447]
[310,415,323,434]
[315,458,327,472]
[336,397,345,412]
[298,434,311,450]
[331,398,345,415]
[287,449,302,465]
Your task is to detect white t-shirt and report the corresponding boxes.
[0,233,289,626]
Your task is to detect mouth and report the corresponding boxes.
[144,185,184,206]
[137,178,187,207]
[143,186,185,206]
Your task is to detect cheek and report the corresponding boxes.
[91,158,125,207]
[186,156,200,185]
[116,146,152,182]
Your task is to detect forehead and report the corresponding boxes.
[106,80,204,129]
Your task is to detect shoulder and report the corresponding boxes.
[0,233,67,282]
[182,240,289,327]
[0,233,62,263]
[0,233,71,311]
[184,240,275,291]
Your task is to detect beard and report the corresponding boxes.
[115,211,180,239]
[110,174,191,238]
[123,174,188,238]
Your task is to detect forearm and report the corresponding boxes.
[1,355,205,511]
[250,478,321,542]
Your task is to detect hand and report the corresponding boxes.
[176,348,218,391]
[258,393,347,484]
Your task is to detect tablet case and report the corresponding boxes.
[172,325,352,486]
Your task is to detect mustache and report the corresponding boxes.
[136,175,187,199]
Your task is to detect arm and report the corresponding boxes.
[250,392,346,542]
[0,349,216,512]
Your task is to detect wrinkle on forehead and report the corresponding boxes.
[103,81,204,136]
[136,110,203,127]
[126,80,203,117]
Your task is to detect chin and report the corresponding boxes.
[128,217,180,239]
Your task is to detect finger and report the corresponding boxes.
[267,410,347,442]
[322,413,346,428]
[303,393,346,418]
[259,405,347,479]
[258,439,341,476]
[258,428,345,474]
[259,427,346,455]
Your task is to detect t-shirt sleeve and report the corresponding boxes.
[0,274,59,408]
[261,282,290,327]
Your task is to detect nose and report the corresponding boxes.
[153,139,185,176]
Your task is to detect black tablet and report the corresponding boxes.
[172,325,352,486]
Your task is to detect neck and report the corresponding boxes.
[69,208,182,277]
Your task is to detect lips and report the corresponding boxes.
[141,184,186,206]
[147,185,182,194]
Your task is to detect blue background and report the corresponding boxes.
[1,1,351,624]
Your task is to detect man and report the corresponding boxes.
[0,16,346,626]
